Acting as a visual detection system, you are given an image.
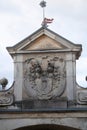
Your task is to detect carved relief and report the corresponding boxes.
[24,56,66,100]
[0,82,14,106]
[77,91,87,105]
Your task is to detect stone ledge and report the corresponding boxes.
[0,111,87,119]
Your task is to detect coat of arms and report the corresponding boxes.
[24,56,66,100]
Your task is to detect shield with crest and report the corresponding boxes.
[24,56,66,100]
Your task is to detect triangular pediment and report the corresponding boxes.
[7,27,82,59]
[22,35,67,51]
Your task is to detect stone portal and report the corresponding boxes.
[0,27,87,130]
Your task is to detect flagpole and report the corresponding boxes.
[40,0,46,27]
[39,0,53,28]
[43,5,45,20]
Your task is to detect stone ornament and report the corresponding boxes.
[86,76,87,81]
[0,82,14,106]
[77,91,87,105]
[24,56,66,100]
[0,78,8,90]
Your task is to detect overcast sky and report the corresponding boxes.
[0,0,87,88]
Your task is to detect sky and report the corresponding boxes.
[0,0,87,88]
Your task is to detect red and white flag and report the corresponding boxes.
[42,17,54,27]
[43,18,54,24]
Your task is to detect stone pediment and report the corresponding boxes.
[21,35,67,51]
[7,27,82,59]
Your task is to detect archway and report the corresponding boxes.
[14,124,80,130]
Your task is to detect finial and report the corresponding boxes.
[39,0,46,24]
[0,78,8,90]
[86,76,87,81]
[39,0,54,28]
[40,0,46,8]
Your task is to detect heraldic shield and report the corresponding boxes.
[24,55,66,100]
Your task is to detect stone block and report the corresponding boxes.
[22,99,67,110]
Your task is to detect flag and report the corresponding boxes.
[42,18,54,24]
[40,0,46,8]
[42,18,54,27]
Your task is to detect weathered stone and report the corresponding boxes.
[1,27,87,130]
[7,27,82,105]
[0,78,8,89]
[22,99,67,109]
[0,82,14,106]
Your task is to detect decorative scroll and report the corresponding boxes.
[77,91,87,105]
[0,82,14,106]
[24,56,66,100]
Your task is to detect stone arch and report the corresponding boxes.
[14,124,80,130]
